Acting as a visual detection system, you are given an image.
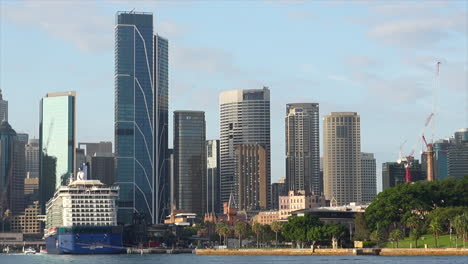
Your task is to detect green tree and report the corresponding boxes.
[215,222,226,245]
[429,217,443,247]
[252,222,262,248]
[307,225,326,248]
[389,229,404,248]
[282,213,322,248]
[234,222,247,248]
[271,221,282,247]
[452,214,468,248]
[353,213,370,241]
[406,215,424,248]
[370,229,385,247]
[325,223,348,249]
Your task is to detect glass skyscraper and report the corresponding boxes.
[39,91,76,212]
[0,89,8,122]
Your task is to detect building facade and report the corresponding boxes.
[382,160,425,190]
[235,144,267,211]
[10,201,41,234]
[39,91,76,213]
[219,87,271,209]
[278,190,328,219]
[154,35,170,224]
[25,139,39,179]
[323,112,361,205]
[253,210,280,225]
[91,153,115,186]
[0,89,8,122]
[448,128,468,180]
[361,152,376,203]
[174,111,206,217]
[115,12,154,224]
[271,178,287,210]
[285,103,320,195]
[0,121,26,215]
[206,140,220,214]
[77,141,112,161]
[434,139,449,180]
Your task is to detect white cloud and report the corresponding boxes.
[286,10,316,20]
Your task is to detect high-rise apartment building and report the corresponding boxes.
[323,112,361,205]
[206,140,220,214]
[174,111,206,216]
[447,128,468,179]
[235,144,267,211]
[115,11,169,224]
[154,35,169,224]
[285,103,320,194]
[25,139,39,178]
[271,178,287,210]
[219,87,271,208]
[39,91,75,213]
[361,152,376,203]
[0,121,25,215]
[0,89,8,122]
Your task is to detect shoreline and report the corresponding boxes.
[195,248,468,256]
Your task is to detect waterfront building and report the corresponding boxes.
[323,112,361,205]
[154,34,170,224]
[0,121,26,215]
[448,128,468,180]
[219,87,271,208]
[206,139,220,214]
[361,152,376,203]
[115,11,154,224]
[39,91,76,213]
[278,190,328,219]
[253,210,280,225]
[235,144,268,211]
[285,103,320,195]
[174,111,206,217]
[271,178,287,210]
[25,139,39,178]
[10,201,40,234]
[0,89,8,122]
[90,152,115,185]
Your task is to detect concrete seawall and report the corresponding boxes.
[195,248,468,256]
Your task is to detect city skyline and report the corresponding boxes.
[1,1,467,192]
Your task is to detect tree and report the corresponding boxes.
[282,213,323,248]
[389,229,404,248]
[353,213,370,241]
[252,222,262,248]
[406,215,424,248]
[234,222,247,248]
[429,217,443,248]
[325,224,347,249]
[452,214,468,248]
[370,229,385,247]
[271,221,282,247]
[307,226,326,248]
[215,222,226,245]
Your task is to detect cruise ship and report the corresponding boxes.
[44,167,123,254]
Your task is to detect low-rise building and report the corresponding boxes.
[253,210,280,225]
[10,201,41,234]
[279,190,328,219]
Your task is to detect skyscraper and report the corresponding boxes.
[174,111,206,216]
[323,112,361,205]
[115,11,154,224]
[361,152,376,203]
[206,139,220,214]
[219,87,271,208]
[382,160,425,190]
[39,91,75,212]
[78,141,113,160]
[0,121,25,215]
[285,103,320,194]
[448,128,468,179]
[271,178,287,210]
[25,139,39,178]
[154,35,169,224]
[90,152,115,186]
[0,89,8,122]
[235,144,267,211]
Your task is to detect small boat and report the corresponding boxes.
[24,247,36,254]
[3,246,9,254]
[39,248,47,254]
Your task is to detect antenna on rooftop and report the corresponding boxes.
[130,8,135,14]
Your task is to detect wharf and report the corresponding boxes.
[126,248,194,254]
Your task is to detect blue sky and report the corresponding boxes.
[1,0,467,191]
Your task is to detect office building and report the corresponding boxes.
[174,111,206,216]
[219,87,271,208]
[90,152,115,185]
[361,152,376,203]
[271,178,287,210]
[253,210,280,225]
[16,133,28,144]
[75,148,86,171]
[78,141,112,161]
[235,144,267,211]
[115,11,154,224]
[10,201,41,235]
[168,148,174,209]
[0,121,26,214]
[323,112,361,205]
[285,103,320,194]
[0,89,8,122]
[278,190,328,219]
[382,160,425,190]
[25,139,39,178]
[448,128,468,180]
[206,139,220,214]
[434,139,449,180]
[39,91,76,212]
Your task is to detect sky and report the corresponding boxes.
[0,0,467,192]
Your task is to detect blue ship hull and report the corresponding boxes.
[45,226,124,254]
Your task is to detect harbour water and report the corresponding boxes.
[0,254,467,264]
